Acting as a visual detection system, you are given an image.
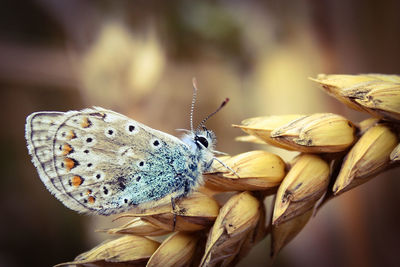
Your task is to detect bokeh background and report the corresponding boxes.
[1,0,400,266]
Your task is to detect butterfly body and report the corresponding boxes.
[25,107,216,215]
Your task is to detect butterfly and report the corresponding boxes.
[25,79,229,215]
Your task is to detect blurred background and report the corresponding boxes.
[1,0,400,266]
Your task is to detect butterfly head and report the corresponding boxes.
[182,78,227,153]
[193,127,216,150]
[180,127,216,153]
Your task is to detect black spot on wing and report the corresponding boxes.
[103,186,109,195]
[117,176,127,190]
[119,182,126,190]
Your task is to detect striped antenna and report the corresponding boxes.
[190,78,198,132]
[197,97,229,129]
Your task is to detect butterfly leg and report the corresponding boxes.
[213,149,229,156]
[170,179,193,231]
[171,197,178,231]
[212,157,240,178]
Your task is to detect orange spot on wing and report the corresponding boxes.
[88,196,95,204]
[86,189,92,195]
[62,144,73,155]
[81,117,92,128]
[71,175,84,187]
[64,158,77,171]
[66,130,76,140]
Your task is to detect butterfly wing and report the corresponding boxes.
[25,107,198,215]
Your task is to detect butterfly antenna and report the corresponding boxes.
[190,78,198,132]
[197,97,229,129]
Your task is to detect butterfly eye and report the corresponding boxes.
[196,136,209,148]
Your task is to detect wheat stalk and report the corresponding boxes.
[57,73,400,267]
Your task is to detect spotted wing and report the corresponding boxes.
[25,107,196,215]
